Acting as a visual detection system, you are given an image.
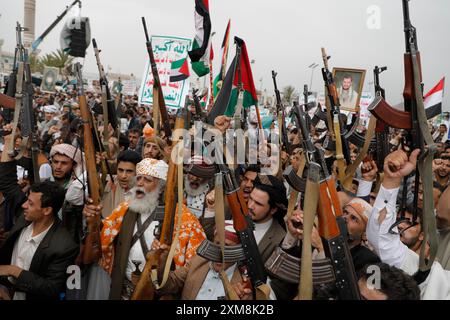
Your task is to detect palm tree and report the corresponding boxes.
[29,52,44,74]
[282,85,296,105]
[45,49,75,76]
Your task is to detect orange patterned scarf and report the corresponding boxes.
[99,202,206,275]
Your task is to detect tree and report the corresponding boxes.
[282,85,296,105]
[45,49,74,76]
[30,49,74,76]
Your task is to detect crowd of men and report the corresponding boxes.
[0,80,449,301]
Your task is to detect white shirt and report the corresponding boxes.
[254,219,273,245]
[125,212,159,281]
[10,222,53,300]
[366,185,450,299]
[195,263,237,300]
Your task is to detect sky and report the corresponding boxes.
[0,0,449,111]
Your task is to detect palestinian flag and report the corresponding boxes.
[213,19,231,99]
[170,58,190,82]
[206,37,258,124]
[424,77,445,119]
[188,0,212,77]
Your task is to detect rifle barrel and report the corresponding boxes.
[142,17,150,42]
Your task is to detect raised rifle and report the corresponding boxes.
[320,48,351,165]
[369,0,437,271]
[92,38,118,133]
[272,70,289,153]
[293,102,361,300]
[217,163,270,300]
[131,107,186,300]
[20,56,40,184]
[92,38,117,189]
[141,17,172,140]
[372,66,390,174]
[74,62,102,264]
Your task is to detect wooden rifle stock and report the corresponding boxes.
[317,177,361,300]
[74,63,102,265]
[131,109,185,300]
[0,92,15,110]
[220,166,269,299]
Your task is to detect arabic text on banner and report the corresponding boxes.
[138,35,192,109]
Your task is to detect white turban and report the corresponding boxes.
[136,158,168,181]
[43,105,59,113]
[50,143,85,176]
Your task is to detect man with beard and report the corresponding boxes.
[245,174,295,299]
[101,150,141,218]
[367,149,450,299]
[337,75,359,110]
[397,207,429,258]
[184,156,215,219]
[433,157,450,188]
[83,158,206,300]
[141,136,166,161]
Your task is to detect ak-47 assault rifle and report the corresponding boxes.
[141,17,172,140]
[320,48,351,165]
[272,71,289,154]
[3,23,40,183]
[292,102,361,299]
[217,163,270,300]
[74,63,102,264]
[20,54,40,184]
[369,0,437,271]
[371,66,390,175]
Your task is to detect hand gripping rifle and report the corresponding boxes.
[74,63,102,265]
[293,102,361,300]
[370,0,437,271]
[131,107,185,300]
[141,17,172,140]
[217,163,270,300]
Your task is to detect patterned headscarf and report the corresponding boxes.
[136,158,168,181]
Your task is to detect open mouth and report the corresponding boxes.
[190,182,200,189]
[135,189,146,199]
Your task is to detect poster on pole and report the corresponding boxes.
[138,35,192,110]
[40,66,59,93]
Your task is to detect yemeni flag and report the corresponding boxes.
[213,19,231,99]
[206,37,258,124]
[188,0,212,77]
[170,58,190,82]
[424,77,445,119]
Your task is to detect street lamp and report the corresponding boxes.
[308,63,319,91]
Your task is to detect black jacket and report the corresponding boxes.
[0,215,79,300]
[0,161,79,299]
